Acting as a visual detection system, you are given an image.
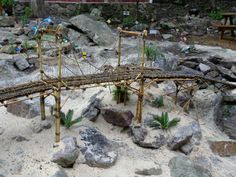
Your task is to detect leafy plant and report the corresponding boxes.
[122,16,135,28]
[144,45,164,61]
[0,0,14,7]
[112,86,129,103]
[152,96,164,108]
[20,6,32,25]
[151,112,180,130]
[209,9,223,20]
[60,109,82,128]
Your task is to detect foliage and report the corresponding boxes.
[151,112,180,130]
[112,86,129,103]
[20,6,32,25]
[122,16,135,28]
[60,109,82,128]
[222,105,232,118]
[22,40,29,50]
[144,45,164,61]
[0,0,14,7]
[152,96,164,108]
[209,9,223,20]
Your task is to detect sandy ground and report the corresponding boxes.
[0,84,236,177]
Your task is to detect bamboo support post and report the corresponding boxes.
[38,34,46,121]
[135,30,147,123]
[55,37,62,143]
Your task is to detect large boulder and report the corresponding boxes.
[131,125,166,149]
[13,54,30,71]
[169,156,212,177]
[101,108,134,127]
[168,121,202,154]
[78,126,118,168]
[192,89,222,124]
[0,16,15,27]
[7,99,40,119]
[0,30,16,44]
[51,136,79,168]
[69,15,115,46]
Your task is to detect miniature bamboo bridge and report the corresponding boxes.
[0,27,235,142]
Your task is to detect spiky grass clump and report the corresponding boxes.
[151,112,180,131]
[152,96,164,108]
[112,86,129,103]
[60,109,82,128]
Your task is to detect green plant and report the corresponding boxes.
[152,96,164,108]
[151,112,180,130]
[60,109,82,128]
[24,6,32,18]
[222,105,232,118]
[209,9,223,20]
[144,45,164,61]
[112,86,129,103]
[0,0,14,7]
[122,16,135,28]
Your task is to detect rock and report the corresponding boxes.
[169,156,212,177]
[32,117,53,133]
[199,63,211,74]
[11,27,24,36]
[101,108,133,127]
[131,125,166,149]
[51,136,79,168]
[222,114,236,140]
[0,30,16,44]
[168,121,201,154]
[135,167,162,176]
[223,89,236,103]
[0,45,16,54]
[13,54,30,71]
[0,16,14,27]
[182,61,199,69]
[0,127,4,135]
[179,65,204,76]
[69,15,115,46]
[209,141,236,157]
[67,29,90,47]
[130,23,149,31]
[162,34,174,40]
[7,99,40,119]
[205,70,220,78]
[51,169,69,177]
[81,90,103,121]
[160,21,176,29]
[78,126,117,168]
[12,135,29,142]
[192,89,222,123]
[90,8,102,17]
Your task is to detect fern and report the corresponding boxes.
[60,109,82,128]
[152,96,164,108]
[151,112,180,130]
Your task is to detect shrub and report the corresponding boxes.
[209,9,223,20]
[152,96,164,108]
[144,45,164,61]
[0,0,14,7]
[151,112,180,130]
[60,109,82,128]
[122,16,135,28]
[112,86,129,103]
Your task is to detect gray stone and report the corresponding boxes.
[0,30,16,44]
[32,117,54,133]
[182,61,199,69]
[168,121,201,153]
[7,99,40,119]
[169,156,212,177]
[0,16,14,27]
[12,135,29,142]
[131,23,149,31]
[135,167,162,176]
[192,89,222,123]
[69,15,116,46]
[160,21,176,29]
[51,169,68,177]
[13,54,30,71]
[0,45,16,54]
[0,127,4,135]
[162,34,174,40]
[101,108,134,127]
[90,8,102,17]
[78,126,117,168]
[51,136,79,168]
[82,97,103,121]
[199,63,211,73]
[131,125,166,149]
[223,89,236,103]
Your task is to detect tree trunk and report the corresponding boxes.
[31,0,46,18]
